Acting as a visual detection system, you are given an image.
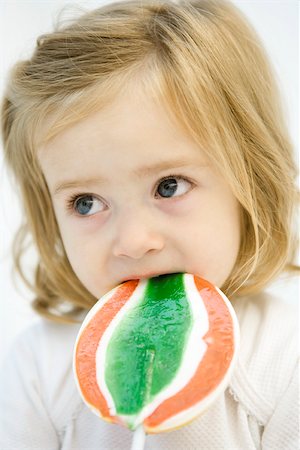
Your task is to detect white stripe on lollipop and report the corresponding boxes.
[153,284,240,432]
[124,273,209,429]
[95,279,148,418]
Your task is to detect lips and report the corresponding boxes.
[120,271,179,283]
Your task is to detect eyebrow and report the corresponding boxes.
[53,159,208,196]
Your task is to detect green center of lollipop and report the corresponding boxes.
[104,273,192,417]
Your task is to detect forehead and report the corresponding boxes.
[36,65,163,145]
[37,87,209,183]
[41,89,192,151]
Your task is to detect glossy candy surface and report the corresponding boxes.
[73,273,239,433]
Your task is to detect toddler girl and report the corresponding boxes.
[0,1,298,449]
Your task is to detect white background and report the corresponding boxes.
[0,1,299,363]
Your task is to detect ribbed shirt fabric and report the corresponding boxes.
[0,289,298,450]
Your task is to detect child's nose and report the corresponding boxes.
[112,208,165,259]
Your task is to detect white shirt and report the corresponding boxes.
[0,289,298,450]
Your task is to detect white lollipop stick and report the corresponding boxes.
[131,425,146,450]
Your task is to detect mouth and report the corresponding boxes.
[120,271,180,283]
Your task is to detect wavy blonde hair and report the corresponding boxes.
[1,0,298,322]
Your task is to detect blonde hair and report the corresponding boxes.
[1,0,298,322]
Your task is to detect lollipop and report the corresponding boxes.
[73,273,239,447]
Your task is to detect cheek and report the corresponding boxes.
[61,241,105,297]
[55,219,112,297]
[61,236,90,278]
[210,203,241,264]
[53,215,96,277]
[180,201,241,286]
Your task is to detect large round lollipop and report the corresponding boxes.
[73,273,239,437]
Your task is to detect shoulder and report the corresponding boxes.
[4,316,83,373]
[229,278,299,425]
[233,282,298,367]
[1,314,87,431]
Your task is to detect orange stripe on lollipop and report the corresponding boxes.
[144,276,234,430]
[75,280,139,422]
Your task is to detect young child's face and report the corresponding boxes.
[38,87,241,299]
